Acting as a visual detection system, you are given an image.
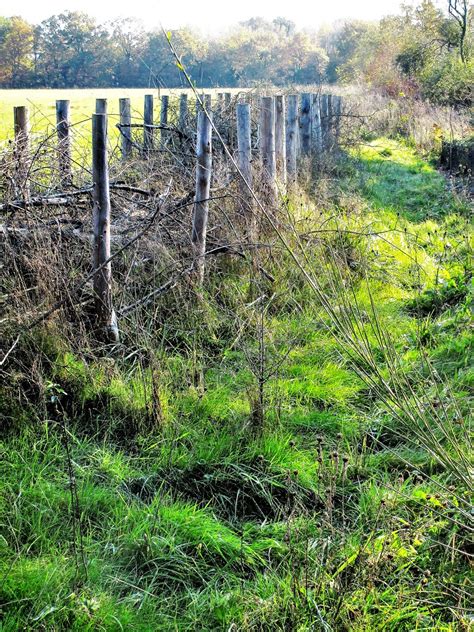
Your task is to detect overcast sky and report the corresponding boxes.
[2,0,427,32]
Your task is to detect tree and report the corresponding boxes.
[111,18,147,87]
[324,20,373,83]
[0,17,34,87]
[272,17,296,37]
[282,32,327,84]
[142,28,204,87]
[239,17,271,32]
[35,12,113,87]
[448,0,469,62]
[0,4,471,100]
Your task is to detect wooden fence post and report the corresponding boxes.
[285,95,298,181]
[195,94,204,128]
[13,106,30,199]
[143,94,154,153]
[300,93,312,156]
[275,95,287,186]
[327,94,334,150]
[321,94,329,151]
[224,92,234,148]
[160,95,169,148]
[236,102,254,235]
[92,113,119,342]
[216,92,224,138]
[311,93,323,154]
[260,96,277,204]
[191,94,212,286]
[179,93,188,129]
[119,98,132,160]
[95,98,107,114]
[334,96,343,145]
[56,100,72,186]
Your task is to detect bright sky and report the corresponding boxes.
[2,0,421,32]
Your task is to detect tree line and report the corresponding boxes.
[0,1,472,106]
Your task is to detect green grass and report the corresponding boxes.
[356,139,468,221]
[0,137,472,630]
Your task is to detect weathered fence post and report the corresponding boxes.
[56,100,72,186]
[236,102,254,236]
[119,97,132,160]
[179,93,188,129]
[92,113,119,342]
[95,98,107,114]
[143,94,154,153]
[334,96,343,145]
[311,93,322,154]
[285,95,298,181]
[327,94,334,151]
[321,94,329,151]
[160,95,169,148]
[275,95,287,186]
[191,94,212,286]
[300,93,312,156]
[216,92,224,138]
[224,92,234,148]
[13,106,30,199]
[260,96,277,204]
[195,93,204,128]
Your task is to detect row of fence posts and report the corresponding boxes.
[11,91,343,195]
[8,91,343,340]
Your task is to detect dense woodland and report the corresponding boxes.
[0,1,473,105]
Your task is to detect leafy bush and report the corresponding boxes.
[420,56,474,107]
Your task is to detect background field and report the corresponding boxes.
[0,88,246,146]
